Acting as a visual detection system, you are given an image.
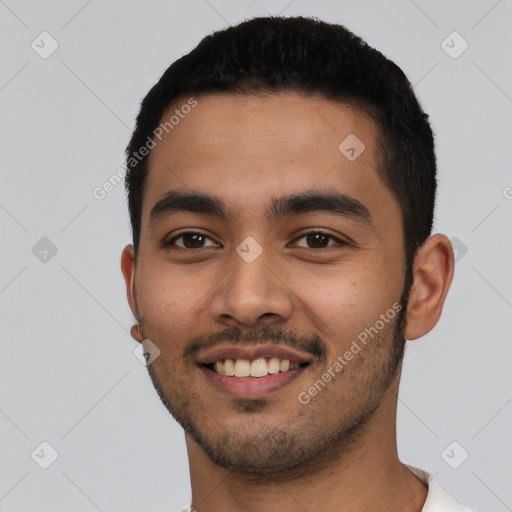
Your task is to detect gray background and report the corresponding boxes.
[1,0,511,511]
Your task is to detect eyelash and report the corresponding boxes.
[164,230,348,250]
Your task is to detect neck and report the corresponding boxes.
[185,376,428,512]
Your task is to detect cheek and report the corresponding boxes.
[136,266,205,373]
[136,262,204,332]
[291,264,370,338]
[293,257,402,344]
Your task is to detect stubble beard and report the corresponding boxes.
[141,297,409,481]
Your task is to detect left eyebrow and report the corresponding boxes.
[148,189,372,226]
[266,190,372,225]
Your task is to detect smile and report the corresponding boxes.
[207,357,304,378]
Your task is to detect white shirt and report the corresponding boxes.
[406,464,478,511]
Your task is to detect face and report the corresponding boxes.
[122,92,410,475]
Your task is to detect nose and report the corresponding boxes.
[208,246,294,328]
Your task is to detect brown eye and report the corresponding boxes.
[293,231,346,249]
[166,232,218,249]
[305,233,330,248]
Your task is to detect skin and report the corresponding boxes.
[121,92,454,511]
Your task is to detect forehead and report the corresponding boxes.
[149,92,375,169]
[143,92,396,226]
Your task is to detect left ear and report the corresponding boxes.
[404,233,455,341]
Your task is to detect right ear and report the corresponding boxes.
[121,244,142,342]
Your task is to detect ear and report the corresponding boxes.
[121,244,142,342]
[404,234,455,341]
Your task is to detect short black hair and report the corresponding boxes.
[125,15,436,279]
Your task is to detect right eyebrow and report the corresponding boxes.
[149,190,229,226]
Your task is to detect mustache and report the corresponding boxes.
[183,324,326,362]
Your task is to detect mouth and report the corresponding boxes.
[196,346,313,398]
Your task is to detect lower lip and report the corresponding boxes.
[200,365,307,398]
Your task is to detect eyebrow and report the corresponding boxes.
[149,189,372,226]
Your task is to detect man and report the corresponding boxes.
[121,16,477,511]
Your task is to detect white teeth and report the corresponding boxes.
[234,359,251,377]
[268,357,280,374]
[224,358,235,376]
[214,360,225,375]
[211,357,303,377]
[250,358,268,378]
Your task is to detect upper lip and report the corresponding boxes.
[195,344,315,365]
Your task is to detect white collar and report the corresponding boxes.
[405,464,477,511]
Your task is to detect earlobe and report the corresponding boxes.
[404,234,455,341]
[130,323,143,343]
